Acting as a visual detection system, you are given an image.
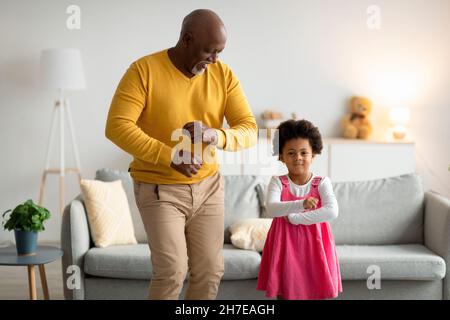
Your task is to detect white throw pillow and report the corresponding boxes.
[80,179,137,248]
[229,218,272,252]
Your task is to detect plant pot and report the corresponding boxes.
[14,230,38,256]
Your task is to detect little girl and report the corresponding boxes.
[257,119,342,300]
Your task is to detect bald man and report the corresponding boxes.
[105,9,257,300]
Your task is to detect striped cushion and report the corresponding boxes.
[80,179,137,248]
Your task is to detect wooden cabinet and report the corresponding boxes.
[217,138,415,182]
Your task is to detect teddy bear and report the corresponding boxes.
[341,96,373,139]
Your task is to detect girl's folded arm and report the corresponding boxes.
[288,177,339,225]
[265,177,305,217]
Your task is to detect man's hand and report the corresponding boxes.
[183,121,218,145]
[303,197,319,210]
[170,149,202,178]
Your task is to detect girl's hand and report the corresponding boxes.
[303,197,319,210]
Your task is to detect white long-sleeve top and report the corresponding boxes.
[265,174,339,225]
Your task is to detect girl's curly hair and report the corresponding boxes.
[272,119,323,158]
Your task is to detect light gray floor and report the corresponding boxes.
[0,242,64,300]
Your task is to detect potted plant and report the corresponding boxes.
[2,199,51,255]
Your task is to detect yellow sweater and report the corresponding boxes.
[105,49,257,184]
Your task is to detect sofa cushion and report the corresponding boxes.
[229,218,272,252]
[95,168,147,243]
[80,179,137,248]
[330,173,424,245]
[84,244,151,279]
[84,244,261,281]
[223,175,265,243]
[337,244,446,281]
[222,244,261,280]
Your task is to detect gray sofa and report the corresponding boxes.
[61,169,450,300]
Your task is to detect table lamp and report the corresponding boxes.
[38,48,85,214]
[389,107,410,140]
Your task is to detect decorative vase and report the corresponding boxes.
[14,230,38,256]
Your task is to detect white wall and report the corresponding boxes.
[1,0,449,244]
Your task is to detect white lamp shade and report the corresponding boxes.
[40,49,86,90]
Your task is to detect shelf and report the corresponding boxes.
[322,137,414,145]
[219,136,415,180]
[256,135,414,145]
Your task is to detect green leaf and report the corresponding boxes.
[1,199,51,232]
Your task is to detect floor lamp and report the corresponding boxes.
[38,49,85,215]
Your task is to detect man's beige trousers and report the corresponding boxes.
[133,171,225,300]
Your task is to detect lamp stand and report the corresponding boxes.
[38,90,82,215]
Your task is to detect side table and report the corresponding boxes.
[0,245,63,300]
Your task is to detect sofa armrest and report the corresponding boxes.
[424,191,450,300]
[61,196,92,300]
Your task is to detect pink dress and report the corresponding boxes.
[257,175,342,300]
